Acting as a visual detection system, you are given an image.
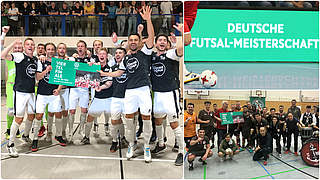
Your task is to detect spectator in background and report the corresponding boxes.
[47,2,59,36]
[38,1,48,36]
[291,1,313,8]
[60,2,72,36]
[8,2,19,35]
[29,2,40,35]
[97,2,109,36]
[72,1,84,36]
[150,1,161,35]
[288,99,301,120]
[19,2,30,36]
[1,2,10,27]
[160,1,173,34]
[107,1,117,35]
[128,1,138,35]
[184,103,197,149]
[116,1,128,36]
[84,1,95,36]
[250,1,273,7]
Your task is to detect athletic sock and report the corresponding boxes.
[111,123,121,142]
[55,118,62,136]
[7,115,14,129]
[33,120,41,140]
[80,112,87,128]
[84,121,93,138]
[126,117,134,145]
[69,113,75,134]
[162,118,167,139]
[62,115,68,133]
[156,125,164,146]
[143,120,152,148]
[9,121,20,145]
[119,123,125,138]
[24,119,33,137]
[93,117,98,125]
[173,126,183,153]
[47,116,53,133]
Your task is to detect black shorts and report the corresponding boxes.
[188,149,206,157]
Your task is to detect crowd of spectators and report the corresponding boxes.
[1,1,182,36]
[199,1,319,8]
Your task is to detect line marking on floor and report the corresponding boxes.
[0,153,176,163]
[250,166,310,179]
[266,159,299,166]
[203,164,207,180]
[245,148,274,179]
[1,130,25,147]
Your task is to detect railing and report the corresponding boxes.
[2,14,182,36]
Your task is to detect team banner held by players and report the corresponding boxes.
[49,57,101,88]
[220,112,244,125]
[185,9,319,62]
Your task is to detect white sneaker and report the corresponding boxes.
[184,72,200,84]
[144,147,152,163]
[126,144,134,159]
[7,143,19,157]
[46,132,52,143]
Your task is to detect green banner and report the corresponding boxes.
[49,57,101,87]
[250,97,266,110]
[185,9,319,62]
[220,111,244,125]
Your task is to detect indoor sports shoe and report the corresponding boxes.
[38,125,46,137]
[144,147,152,163]
[16,129,21,138]
[294,152,298,156]
[5,130,10,140]
[22,135,32,144]
[189,162,194,171]
[175,153,183,166]
[55,136,67,146]
[172,140,179,152]
[263,161,268,166]
[31,140,38,152]
[126,144,134,159]
[110,141,118,153]
[80,136,90,145]
[7,143,18,157]
[46,132,52,143]
[93,123,99,135]
[120,137,129,149]
[104,124,110,136]
[151,143,166,154]
[184,72,200,84]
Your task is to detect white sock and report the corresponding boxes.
[85,121,93,138]
[33,120,41,140]
[173,126,182,153]
[47,116,53,133]
[111,123,120,142]
[143,120,152,148]
[80,112,87,127]
[55,118,62,136]
[104,113,110,127]
[62,115,68,133]
[69,113,75,134]
[163,118,167,140]
[126,117,134,146]
[156,125,164,146]
[119,123,125,138]
[9,121,20,145]
[24,119,33,137]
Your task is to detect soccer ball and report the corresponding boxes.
[200,70,217,88]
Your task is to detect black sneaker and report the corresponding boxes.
[120,137,129,149]
[164,137,167,143]
[80,136,90,145]
[198,158,207,165]
[110,141,118,153]
[55,136,67,146]
[151,143,166,154]
[175,153,183,166]
[31,140,38,152]
[22,135,32,144]
[172,140,179,152]
[189,162,194,171]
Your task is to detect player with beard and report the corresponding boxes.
[33,43,66,151]
[109,48,129,152]
[149,24,183,166]
[2,38,38,157]
[2,27,22,140]
[56,43,70,140]
[277,105,287,149]
[99,6,154,163]
[68,40,94,142]
[81,47,113,145]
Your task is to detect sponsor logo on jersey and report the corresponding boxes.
[152,62,166,77]
[25,64,37,78]
[116,73,128,83]
[126,57,139,73]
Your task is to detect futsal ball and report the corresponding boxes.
[200,70,217,88]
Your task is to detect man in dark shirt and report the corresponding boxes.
[47,2,59,36]
[288,99,301,120]
[38,1,48,35]
[187,129,213,170]
[197,101,216,149]
[72,1,85,36]
[277,105,287,149]
[253,126,272,165]
[60,2,72,36]
[249,113,268,152]
[285,112,300,156]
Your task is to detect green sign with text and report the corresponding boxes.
[185,9,319,62]
[220,111,244,125]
